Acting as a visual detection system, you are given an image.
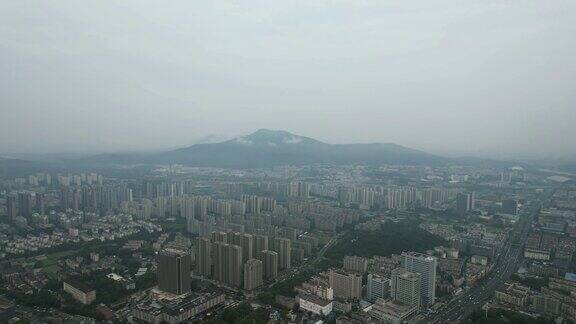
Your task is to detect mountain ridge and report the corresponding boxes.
[2,130,518,170]
[141,129,447,167]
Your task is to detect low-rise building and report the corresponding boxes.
[368,299,417,324]
[132,291,225,324]
[494,282,530,308]
[63,280,96,305]
[298,293,333,316]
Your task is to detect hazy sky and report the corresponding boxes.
[1,1,575,158]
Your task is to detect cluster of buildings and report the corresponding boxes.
[493,277,576,323]
[129,246,226,323]
[291,252,438,323]
[195,230,292,289]
[0,212,160,257]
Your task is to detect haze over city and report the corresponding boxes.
[3,2,576,324]
[2,1,575,160]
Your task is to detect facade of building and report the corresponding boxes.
[390,268,421,309]
[262,250,279,280]
[401,252,437,307]
[298,293,333,316]
[495,282,530,308]
[274,237,292,270]
[63,280,96,305]
[456,192,475,214]
[196,237,212,277]
[253,234,269,260]
[369,299,418,324]
[343,256,369,274]
[132,291,225,324]
[367,273,390,302]
[329,269,362,300]
[244,259,263,290]
[213,242,243,287]
[6,194,17,222]
[158,248,192,295]
[502,199,519,215]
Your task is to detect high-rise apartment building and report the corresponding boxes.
[343,256,368,274]
[401,252,437,307]
[502,199,519,215]
[232,233,253,264]
[244,259,263,290]
[242,195,261,214]
[390,268,420,309]
[253,234,269,260]
[329,269,362,300]
[18,192,33,218]
[211,231,228,243]
[273,237,291,270]
[35,193,45,215]
[195,237,212,277]
[456,192,475,214]
[6,194,17,221]
[367,273,391,302]
[261,250,278,280]
[157,249,192,295]
[213,242,243,288]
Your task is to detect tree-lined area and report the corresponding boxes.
[325,221,447,260]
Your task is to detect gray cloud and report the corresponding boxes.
[1,0,575,159]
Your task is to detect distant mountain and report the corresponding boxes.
[141,129,447,168]
[0,157,52,176]
[3,130,517,172]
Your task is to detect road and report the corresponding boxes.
[427,196,543,323]
[264,231,343,289]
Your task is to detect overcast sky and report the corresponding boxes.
[1,0,575,159]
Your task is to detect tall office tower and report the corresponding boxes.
[211,231,228,243]
[157,248,192,295]
[253,234,269,260]
[17,192,33,217]
[401,252,437,307]
[213,242,243,287]
[196,237,212,277]
[502,199,519,215]
[456,192,475,214]
[273,238,291,270]
[244,259,263,291]
[329,269,363,300]
[343,256,369,274]
[261,250,279,280]
[390,268,421,309]
[367,273,391,302]
[35,193,45,215]
[6,194,17,221]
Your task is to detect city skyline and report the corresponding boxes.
[2,1,576,323]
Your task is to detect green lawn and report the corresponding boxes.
[39,249,79,277]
